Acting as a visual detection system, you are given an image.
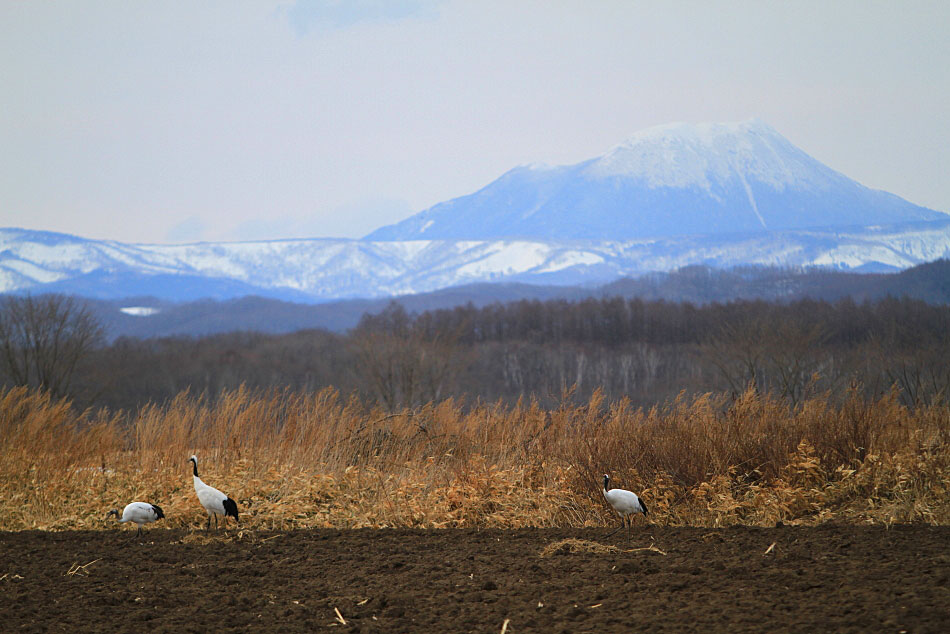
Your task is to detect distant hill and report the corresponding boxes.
[4,220,950,303]
[85,261,950,340]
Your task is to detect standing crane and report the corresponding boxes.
[189,455,239,530]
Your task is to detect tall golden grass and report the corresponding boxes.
[0,384,947,531]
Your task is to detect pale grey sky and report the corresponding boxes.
[1,0,948,244]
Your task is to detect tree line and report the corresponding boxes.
[2,293,949,413]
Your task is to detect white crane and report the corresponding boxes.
[106,502,165,535]
[602,474,648,541]
[189,455,239,530]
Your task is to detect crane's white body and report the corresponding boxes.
[194,475,228,515]
[602,474,647,540]
[603,486,646,518]
[189,455,239,529]
[108,502,164,534]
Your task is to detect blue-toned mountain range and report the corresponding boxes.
[2,120,947,303]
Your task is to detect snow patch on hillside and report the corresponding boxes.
[455,242,550,277]
[120,306,161,317]
[537,250,604,273]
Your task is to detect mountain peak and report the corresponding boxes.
[611,118,778,147]
[585,119,813,191]
[365,120,943,242]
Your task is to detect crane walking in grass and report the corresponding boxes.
[106,502,165,536]
[602,474,648,541]
[189,455,239,530]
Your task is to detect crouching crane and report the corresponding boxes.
[602,474,648,541]
[106,502,165,535]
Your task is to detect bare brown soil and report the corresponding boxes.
[1,525,948,632]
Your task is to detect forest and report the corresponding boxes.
[5,292,947,413]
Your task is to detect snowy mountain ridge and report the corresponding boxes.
[3,220,950,302]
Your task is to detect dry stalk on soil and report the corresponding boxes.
[539,539,620,557]
[0,384,948,531]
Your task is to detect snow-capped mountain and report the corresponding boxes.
[3,220,950,302]
[2,120,948,303]
[366,120,943,241]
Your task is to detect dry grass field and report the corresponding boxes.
[1,384,948,532]
[3,384,949,631]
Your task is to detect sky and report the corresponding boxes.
[1,0,948,244]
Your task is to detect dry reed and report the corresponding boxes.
[0,384,947,531]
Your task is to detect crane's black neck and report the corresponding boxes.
[191,460,199,477]
[603,475,611,491]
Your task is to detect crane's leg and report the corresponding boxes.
[206,514,212,531]
[606,515,624,538]
[626,516,631,542]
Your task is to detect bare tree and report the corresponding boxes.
[352,330,462,411]
[0,295,104,398]
[874,337,950,407]
[704,317,768,395]
[766,319,835,407]
[704,314,834,406]
[352,302,463,411]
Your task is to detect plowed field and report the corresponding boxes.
[2,525,948,632]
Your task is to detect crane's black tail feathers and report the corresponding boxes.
[223,497,239,521]
[640,499,649,515]
[150,504,165,519]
